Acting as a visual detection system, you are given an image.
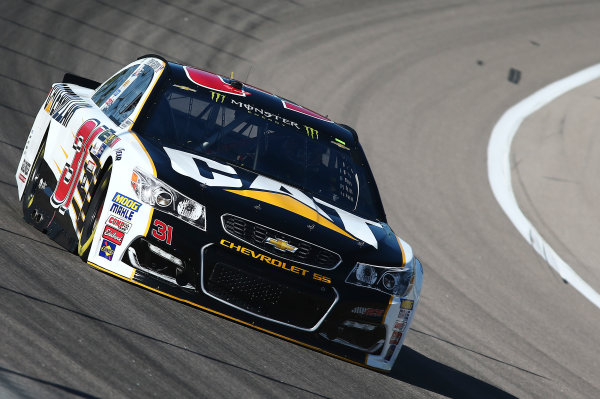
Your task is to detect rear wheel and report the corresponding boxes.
[21,133,47,216]
[78,164,112,261]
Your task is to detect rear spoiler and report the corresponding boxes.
[62,73,101,90]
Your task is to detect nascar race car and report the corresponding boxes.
[15,55,423,371]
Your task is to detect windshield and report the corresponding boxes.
[138,83,383,220]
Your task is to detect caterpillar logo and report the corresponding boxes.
[112,193,141,212]
[210,91,226,103]
[400,299,414,310]
[304,125,318,139]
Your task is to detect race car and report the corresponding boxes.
[15,55,423,371]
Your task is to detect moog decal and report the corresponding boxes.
[109,193,141,221]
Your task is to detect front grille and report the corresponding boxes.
[222,214,341,269]
[202,247,338,330]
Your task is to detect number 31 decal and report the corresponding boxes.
[152,219,173,245]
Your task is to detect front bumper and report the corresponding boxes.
[92,226,423,371]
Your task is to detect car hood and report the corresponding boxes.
[140,138,406,266]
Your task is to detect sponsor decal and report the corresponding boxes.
[97,130,119,148]
[102,225,124,245]
[220,239,331,283]
[230,98,300,129]
[51,119,105,214]
[119,118,133,130]
[384,344,397,362]
[109,193,140,221]
[394,309,411,334]
[304,125,318,139]
[109,204,135,220]
[351,307,384,318]
[109,137,121,148]
[20,160,31,176]
[90,141,107,158]
[85,159,96,175]
[390,331,402,345]
[145,58,164,73]
[210,91,226,103]
[99,239,116,261]
[71,151,102,234]
[331,139,349,150]
[101,66,142,112]
[106,215,131,233]
[173,84,196,92]
[115,149,123,161]
[400,299,414,310]
[151,220,173,245]
[18,173,26,183]
[112,193,141,212]
[43,84,93,127]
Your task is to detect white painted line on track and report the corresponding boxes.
[488,63,600,309]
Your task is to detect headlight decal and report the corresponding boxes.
[131,167,206,230]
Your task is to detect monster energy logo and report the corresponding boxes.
[304,125,318,139]
[210,91,226,103]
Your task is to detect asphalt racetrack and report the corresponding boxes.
[1,1,600,398]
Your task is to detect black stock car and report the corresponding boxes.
[16,55,422,371]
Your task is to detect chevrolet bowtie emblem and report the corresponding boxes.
[265,237,297,253]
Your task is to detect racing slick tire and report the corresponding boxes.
[77,164,112,261]
[21,131,48,221]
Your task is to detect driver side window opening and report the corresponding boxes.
[92,63,154,126]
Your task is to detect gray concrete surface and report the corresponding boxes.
[1,1,599,398]
[513,78,600,297]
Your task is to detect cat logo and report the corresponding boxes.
[265,237,297,253]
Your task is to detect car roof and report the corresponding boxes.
[157,60,358,147]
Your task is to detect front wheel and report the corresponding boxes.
[78,164,112,261]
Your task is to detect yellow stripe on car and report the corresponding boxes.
[226,189,356,241]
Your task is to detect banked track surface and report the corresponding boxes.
[1,1,600,398]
